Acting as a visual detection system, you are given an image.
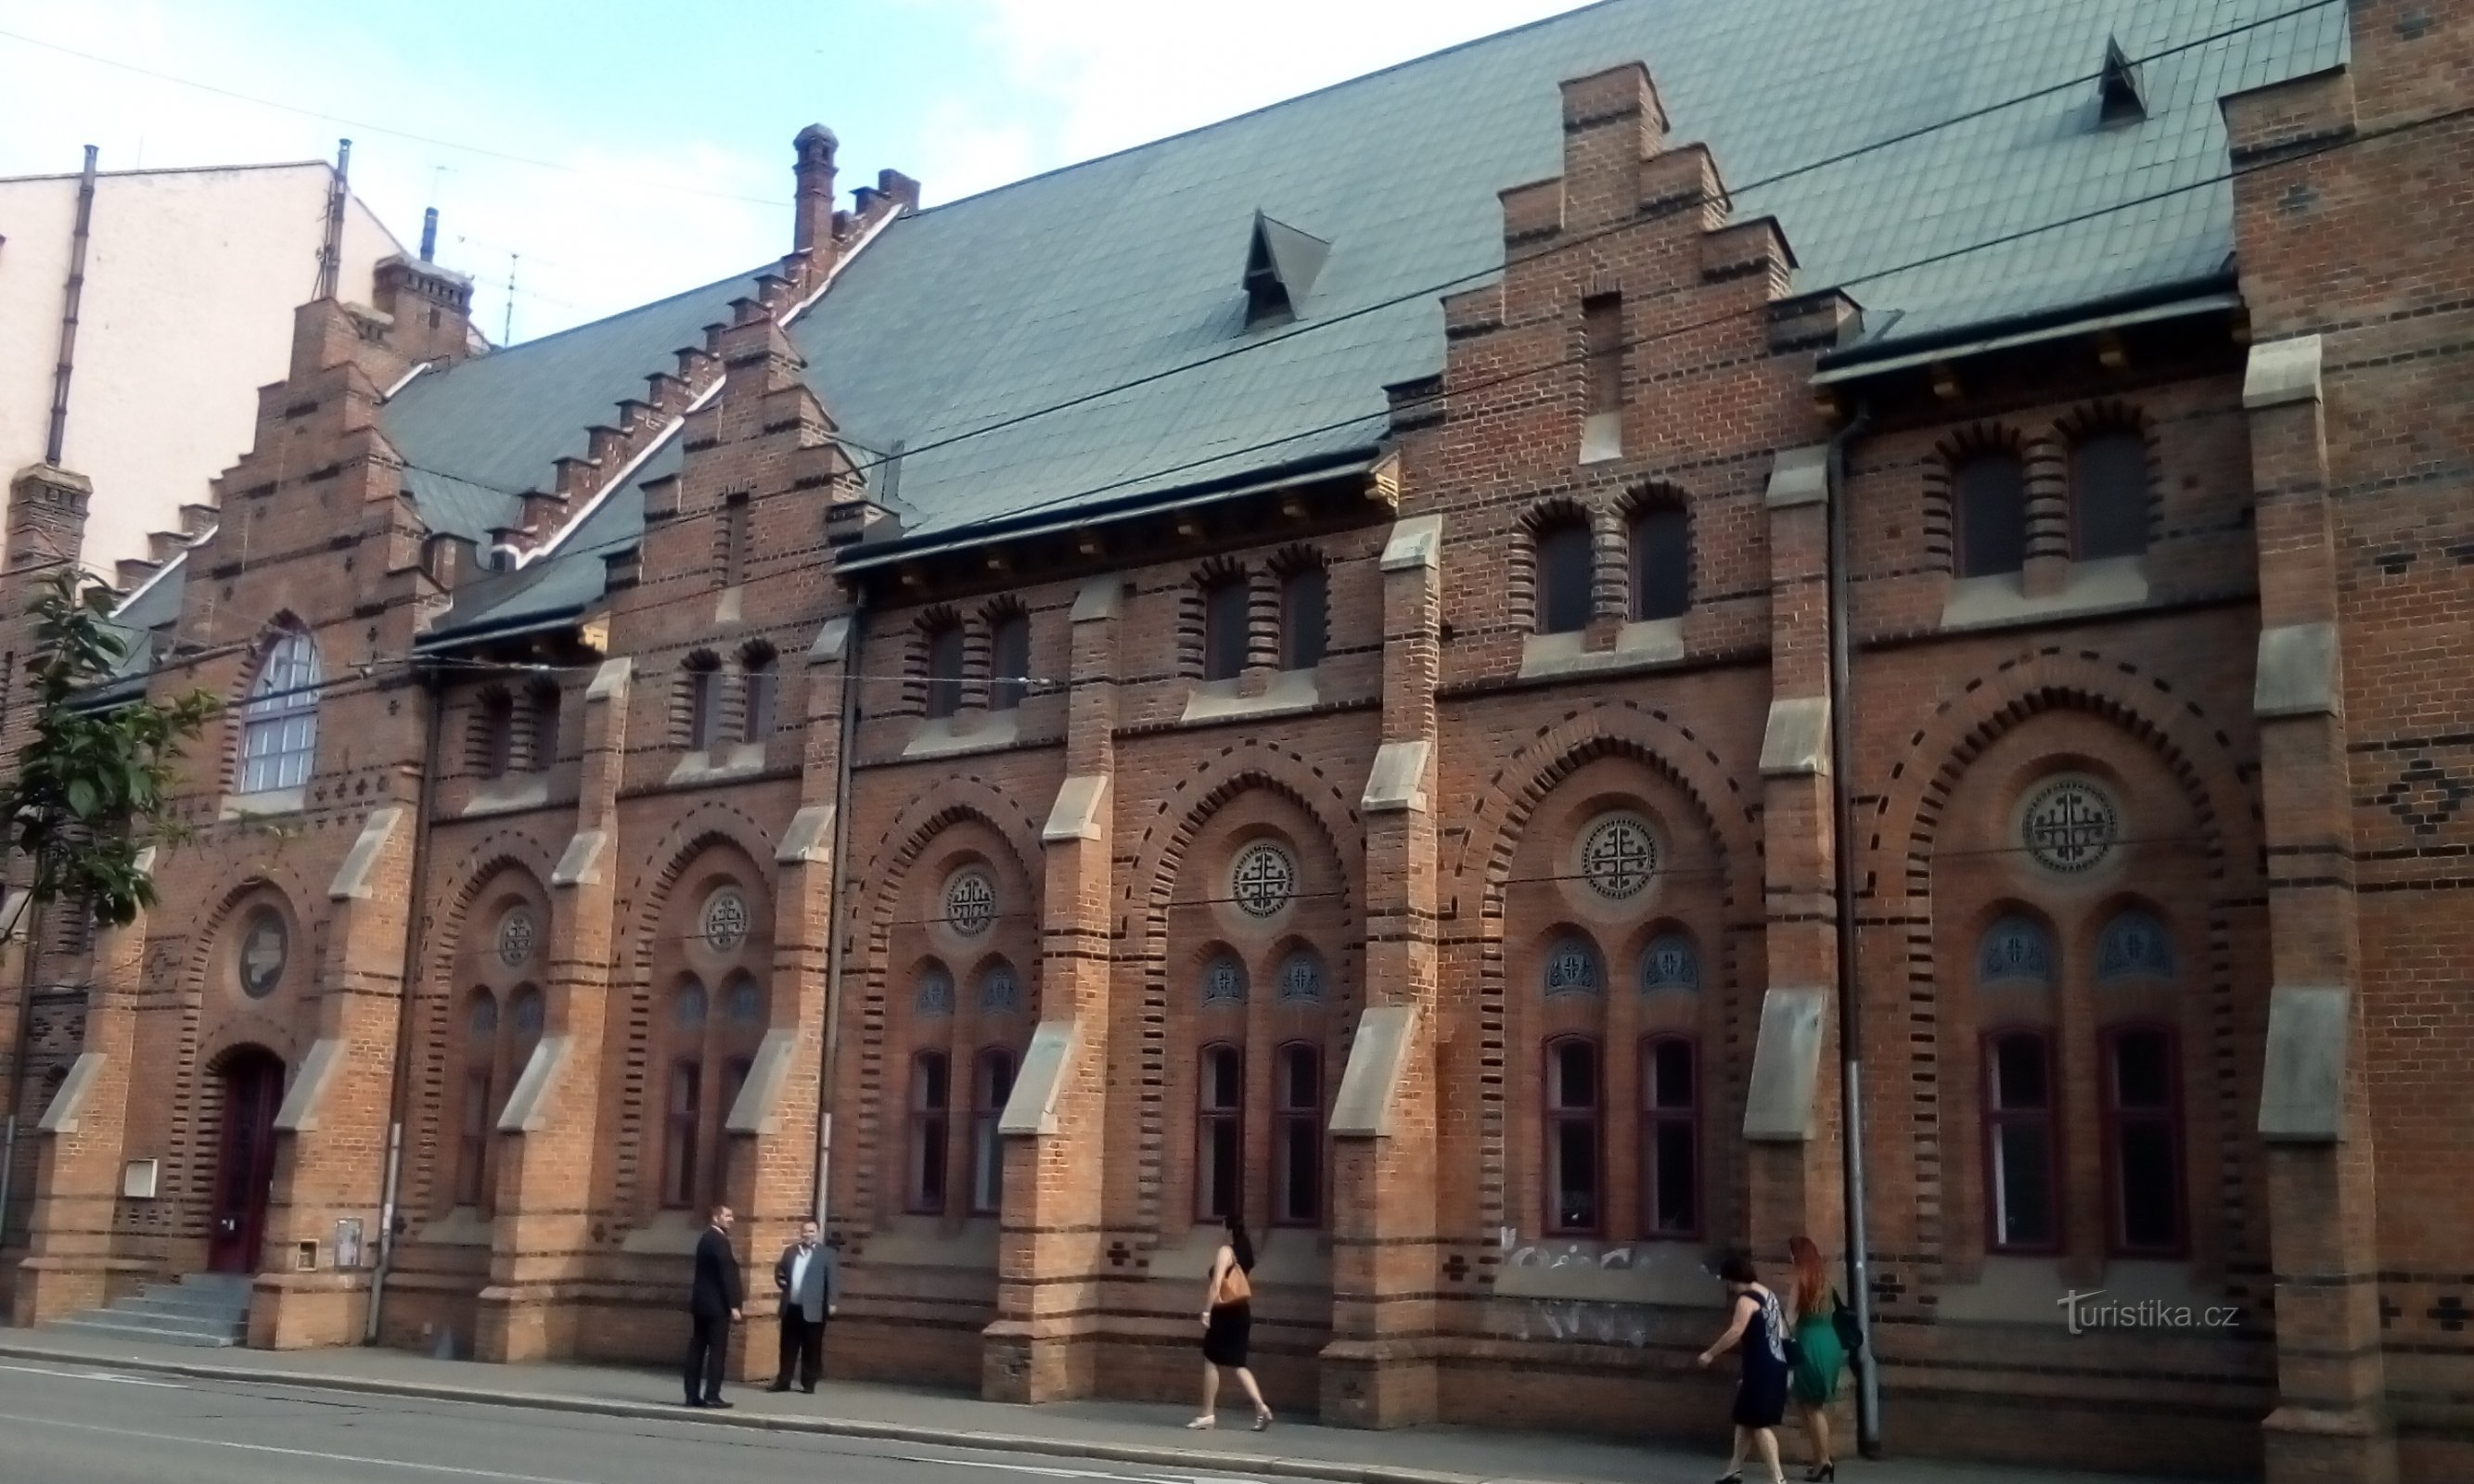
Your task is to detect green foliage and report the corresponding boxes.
[0,569,218,935]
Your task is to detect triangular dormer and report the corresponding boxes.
[1243,211,1330,330]
[2098,35,2147,125]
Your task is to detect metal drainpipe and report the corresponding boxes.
[810,600,865,1229]
[1825,401,1882,1457]
[0,896,51,1247]
[365,662,445,1343]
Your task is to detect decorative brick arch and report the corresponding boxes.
[612,803,777,1210]
[1122,742,1362,1239]
[1867,644,2257,1284]
[844,775,1045,1235]
[414,832,558,1211]
[1449,698,1754,1239]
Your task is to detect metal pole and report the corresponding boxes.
[45,146,98,467]
[0,895,52,1246]
[314,140,351,302]
[1825,403,1883,1459]
[810,601,866,1228]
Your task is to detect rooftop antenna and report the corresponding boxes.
[420,207,438,262]
[503,251,518,344]
[314,137,352,301]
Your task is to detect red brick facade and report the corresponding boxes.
[4,6,2469,1480]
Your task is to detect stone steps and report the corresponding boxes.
[45,1273,252,1349]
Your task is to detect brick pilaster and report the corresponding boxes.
[983,577,1118,1401]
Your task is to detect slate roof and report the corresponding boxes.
[367,0,2343,646]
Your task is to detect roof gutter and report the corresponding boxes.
[1813,275,2238,383]
[833,447,1378,572]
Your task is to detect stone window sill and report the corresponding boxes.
[1939,556,2148,633]
[415,1207,494,1247]
[1180,669,1322,725]
[1935,1255,2208,1325]
[666,742,767,787]
[1517,618,1684,681]
[220,786,305,822]
[904,710,1024,759]
[460,774,553,818]
[1579,410,1623,465]
[861,1215,999,1271]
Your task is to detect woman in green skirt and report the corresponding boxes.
[1786,1235,1844,1481]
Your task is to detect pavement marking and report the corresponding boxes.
[896,1455,1276,1484]
[0,1410,603,1483]
[0,1362,186,1387]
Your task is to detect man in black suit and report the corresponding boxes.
[683,1203,743,1408]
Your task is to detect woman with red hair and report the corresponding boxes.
[1786,1235,1846,1481]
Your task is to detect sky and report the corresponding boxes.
[0,0,1597,342]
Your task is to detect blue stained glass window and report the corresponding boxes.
[1543,934,1603,997]
[2096,911,2174,982]
[1978,915,2055,988]
[1203,954,1248,1005]
[1639,934,1699,994]
[917,966,955,1017]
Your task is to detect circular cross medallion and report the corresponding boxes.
[944,868,996,938]
[702,888,750,953]
[238,909,288,999]
[2020,777,2120,875]
[1577,813,1659,901]
[495,906,536,968]
[1230,842,1297,919]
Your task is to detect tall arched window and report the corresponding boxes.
[1544,1035,1601,1235]
[906,1050,951,1213]
[923,620,965,719]
[988,612,1031,711]
[1272,1042,1323,1226]
[1278,563,1327,671]
[1639,1034,1698,1238]
[1982,1029,2057,1251]
[740,647,777,745]
[1628,504,1689,621]
[1195,1043,1244,1222]
[661,980,709,1209]
[473,688,515,779]
[2102,1025,2184,1255]
[525,679,562,770]
[455,990,498,1207]
[1953,452,2028,577]
[1200,573,1250,682]
[683,653,723,751]
[239,628,322,793]
[2070,430,2148,561]
[1532,516,1595,634]
[970,1048,1015,1215]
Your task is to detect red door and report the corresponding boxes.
[207,1050,286,1273]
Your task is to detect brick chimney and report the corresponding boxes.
[371,254,477,365]
[793,124,840,260]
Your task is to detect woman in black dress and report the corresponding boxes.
[1187,1216,1273,1430]
[1695,1252,1788,1484]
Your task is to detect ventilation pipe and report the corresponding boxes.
[1826,401,1882,1458]
[44,145,98,467]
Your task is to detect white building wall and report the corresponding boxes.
[0,162,401,578]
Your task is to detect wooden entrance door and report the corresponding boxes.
[206,1049,285,1273]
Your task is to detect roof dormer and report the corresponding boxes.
[2097,35,2147,126]
[1243,211,1330,330]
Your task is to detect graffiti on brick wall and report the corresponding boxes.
[1495,1237,1660,1348]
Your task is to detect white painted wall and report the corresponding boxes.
[0,161,402,578]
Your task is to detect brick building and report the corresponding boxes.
[3,1,2468,1480]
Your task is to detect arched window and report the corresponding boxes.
[1639,1035,1698,1238]
[684,653,723,751]
[525,679,562,770]
[907,1050,951,1214]
[1953,452,2028,578]
[1272,1042,1323,1226]
[741,648,777,744]
[915,964,955,1017]
[970,1047,1015,1215]
[239,628,322,793]
[1628,504,1689,621]
[2070,430,2148,561]
[1275,948,1325,1004]
[1638,933,1699,995]
[1201,953,1248,1007]
[923,620,965,719]
[1278,563,1327,671]
[1543,933,1603,998]
[988,612,1031,711]
[1532,516,1595,634]
[1196,1043,1244,1222]
[473,688,515,779]
[1545,1036,1601,1235]
[455,990,497,1207]
[1978,915,2056,989]
[723,974,763,1026]
[2102,1026,2184,1255]
[509,985,545,1038]
[1200,573,1250,682]
[2095,910,2174,982]
[1983,1030,2057,1251]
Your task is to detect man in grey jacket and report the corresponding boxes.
[767,1219,838,1394]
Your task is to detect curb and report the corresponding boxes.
[0,1341,1516,1484]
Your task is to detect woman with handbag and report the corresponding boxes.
[1187,1214,1274,1431]
[1786,1235,1848,1481]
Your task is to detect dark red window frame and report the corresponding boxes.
[2100,1022,2186,1258]
[1638,1033,1700,1240]
[1980,1028,2061,1254]
[1271,1040,1323,1227]
[1544,1034,1603,1236]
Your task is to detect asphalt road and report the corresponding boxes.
[0,1359,1296,1484]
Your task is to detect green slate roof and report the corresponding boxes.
[376,0,2342,646]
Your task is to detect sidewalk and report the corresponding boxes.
[0,1325,2221,1484]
